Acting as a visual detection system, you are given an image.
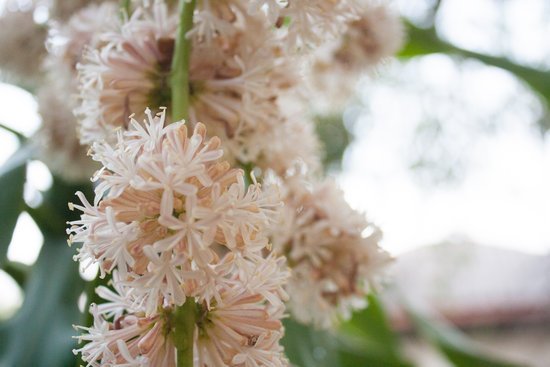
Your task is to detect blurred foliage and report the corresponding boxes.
[314,113,352,172]
[0,143,33,267]
[411,312,527,367]
[282,295,414,367]
[399,21,550,133]
[0,239,84,367]
[0,136,93,367]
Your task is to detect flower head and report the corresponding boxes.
[273,178,391,328]
[0,7,46,83]
[71,108,290,365]
[75,2,300,171]
[69,108,280,313]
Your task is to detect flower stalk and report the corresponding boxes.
[170,1,197,366]
[170,0,196,122]
[174,300,197,367]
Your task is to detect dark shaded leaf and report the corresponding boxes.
[315,113,352,172]
[282,296,414,367]
[1,261,30,287]
[282,318,342,367]
[0,144,34,265]
[0,237,85,367]
[339,294,413,366]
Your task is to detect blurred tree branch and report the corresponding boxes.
[399,22,550,126]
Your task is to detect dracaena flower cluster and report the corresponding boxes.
[272,178,391,328]
[69,109,290,366]
[75,0,317,174]
[0,0,405,364]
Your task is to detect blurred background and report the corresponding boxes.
[0,0,549,366]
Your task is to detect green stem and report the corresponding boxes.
[174,299,197,367]
[170,1,197,366]
[170,0,197,122]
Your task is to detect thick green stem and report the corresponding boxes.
[174,299,197,367]
[170,0,197,122]
[170,1,197,366]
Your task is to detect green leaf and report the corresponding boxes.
[1,261,30,288]
[282,318,342,367]
[411,312,527,367]
[25,175,94,237]
[314,113,352,172]
[339,294,413,366]
[282,296,414,367]
[0,144,34,265]
[0,238,85,367]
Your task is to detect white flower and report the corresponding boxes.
[247,0,361,50]
[34,2,119,181]
[196,277,289,367]
[75,2,300,169]
[306,3,404,108]
[74,304,175,367]
[68,108,281,312]
[0,7,46,83]
[273,178,391,328]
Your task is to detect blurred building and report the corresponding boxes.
[383,239,550,366]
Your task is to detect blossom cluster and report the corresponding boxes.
[75,0,319,175]
[69,109,289,366]
[0,0,404,365]
[272,178,391,328]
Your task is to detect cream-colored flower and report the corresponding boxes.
[247,0,361,50]
[74,304,175,367]
[75,2,299,170]
[77,255,289,367]
[36,82,99,182]
[273,178,391,328]
[68,108,281,314]
[0,7,46,83]
[196,266,289,367]
[306,3,404,108]
[48,2,119,75]
[34,2,119,181]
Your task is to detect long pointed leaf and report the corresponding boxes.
[0,238,84,367]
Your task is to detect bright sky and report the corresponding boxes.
[0,0,549,315]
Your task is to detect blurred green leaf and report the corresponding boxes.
[411,312,527,367]
[2,261,30,288]
[315,113,352,172]
[282,296,413,367]
[26,175,93,236]
[282,318,342,367]
[339,294,413,366]
[0,238,84,367]
[0,144,34,266]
